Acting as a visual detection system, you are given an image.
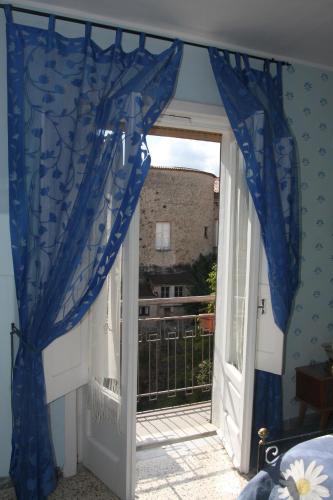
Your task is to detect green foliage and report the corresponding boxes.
[196,360,213,386]
[179,253,217,314]
[189,253,216,296]
[206,262,217,312]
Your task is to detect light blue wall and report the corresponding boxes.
[0,9,332,476]
[0,13,12,477]
[283,64,333,420]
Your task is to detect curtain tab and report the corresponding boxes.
[4,4,13,23]
[276,61,282,83]
[264,60,271,74]
[242,54,250,70]
[139,32,146,50]
[115,28,122,48]
[235,52,242,70]
[222,49,230,63]
[85,22,92,39]
[48,15,55,32]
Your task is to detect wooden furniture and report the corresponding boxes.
[296,362,333,430]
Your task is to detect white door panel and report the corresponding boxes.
[79,208,139,500]
[213,135,285,473]
[212,136,260,473]
[224,380,241,426]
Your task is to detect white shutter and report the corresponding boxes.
[162,222,170,249]
[155,222,163,249]
[43,307,90,404]
[155,222,170,250]
[255,248,285,375]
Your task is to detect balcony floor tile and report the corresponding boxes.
[136,402,216,449]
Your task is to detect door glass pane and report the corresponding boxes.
[228,153,249,372]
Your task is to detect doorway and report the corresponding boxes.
[136,127,221,449]
[62,99,280,499]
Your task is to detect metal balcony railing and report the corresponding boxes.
[137,295,215,412]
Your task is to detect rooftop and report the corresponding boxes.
[151,166,218,179]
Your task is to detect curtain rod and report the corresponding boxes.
[0,3,290,66]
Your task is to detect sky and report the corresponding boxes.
[146,135,221,177]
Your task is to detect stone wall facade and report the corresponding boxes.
[139,167,218,271]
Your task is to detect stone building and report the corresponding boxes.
[138,166,219,312]
[139,166,219,272]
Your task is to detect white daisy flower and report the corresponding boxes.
[278,458,330,500]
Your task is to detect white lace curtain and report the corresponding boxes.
[87,249,122,421]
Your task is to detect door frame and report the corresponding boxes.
[67,99,259,483]
[68,99,230,474]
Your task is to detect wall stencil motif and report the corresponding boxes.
[283,64,333,419]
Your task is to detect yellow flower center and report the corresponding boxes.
[296,478,311,495]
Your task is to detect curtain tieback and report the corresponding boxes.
[10,323,38,353]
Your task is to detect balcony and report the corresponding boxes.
[136,295,216,447]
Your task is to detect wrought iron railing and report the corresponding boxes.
[137,295,215,411]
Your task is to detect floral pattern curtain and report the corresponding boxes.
[5,6,182,498]
[209,48,300,436]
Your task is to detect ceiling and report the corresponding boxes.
[12,0,333,67]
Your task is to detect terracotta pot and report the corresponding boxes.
[198,314,215,332]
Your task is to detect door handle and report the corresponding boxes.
[258,298,265,315]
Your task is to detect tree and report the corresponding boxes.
[206,262,217,312]
[178,253,217,314]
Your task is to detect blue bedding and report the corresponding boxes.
[239,435,333,499]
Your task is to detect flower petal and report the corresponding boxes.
[314,485,330,497]
[311,474,328,486]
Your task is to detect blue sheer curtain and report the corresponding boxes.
[5,6,183,498]
[209,48,299,436]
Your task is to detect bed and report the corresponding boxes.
[239,434,333,499]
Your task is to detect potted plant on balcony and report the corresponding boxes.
[198,262,216,332]
[198,313,215,332]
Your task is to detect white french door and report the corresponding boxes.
[212,133,261,473]
[44,208,139,499]
[212,132,285,473]
[78,207,139,500]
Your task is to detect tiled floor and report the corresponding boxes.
[0,466,118,500]
[0,436,247,499]
[136,434,248,499]
[136,402,216,448]
[1,406,248,500]
[4,436,247,500]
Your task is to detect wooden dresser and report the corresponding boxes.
[296,362,333,430]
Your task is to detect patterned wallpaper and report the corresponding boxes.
[282,63,333,420]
